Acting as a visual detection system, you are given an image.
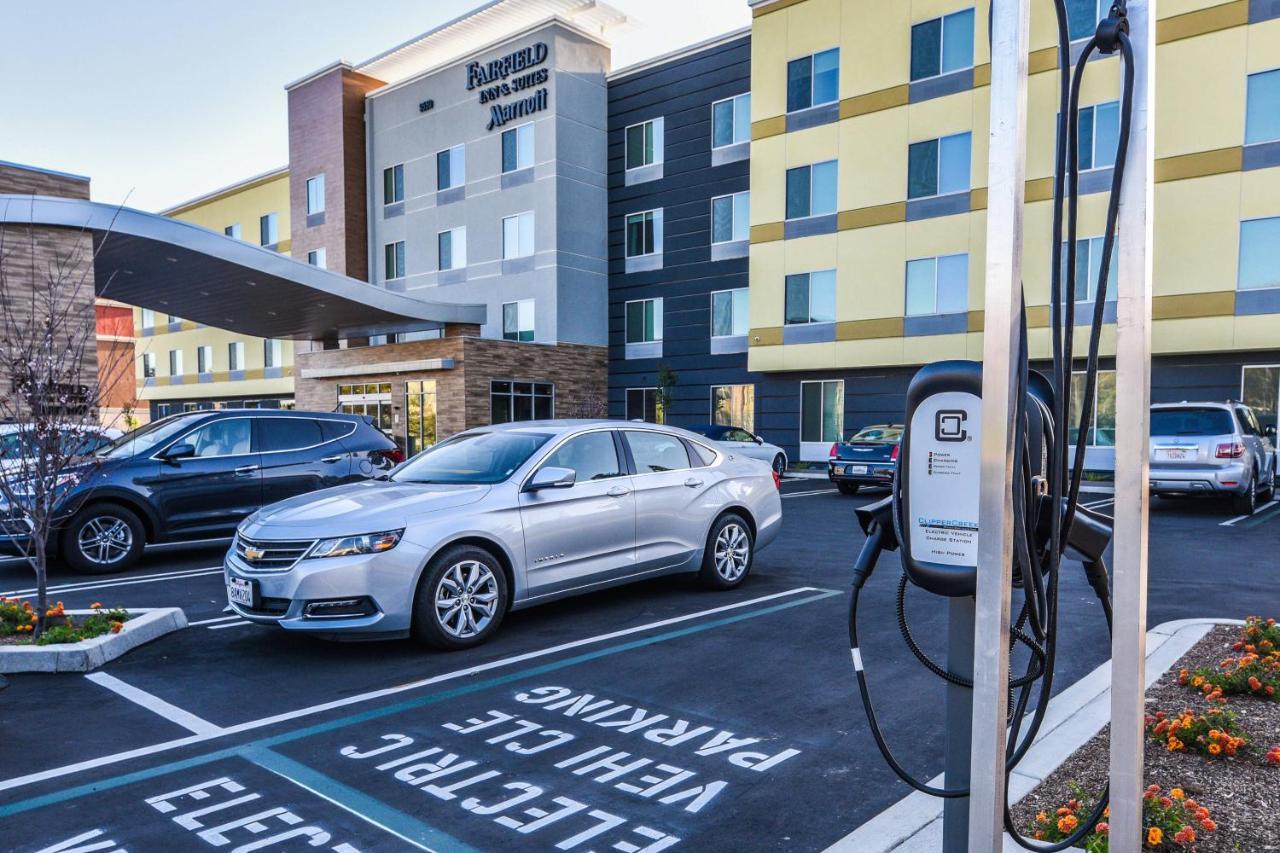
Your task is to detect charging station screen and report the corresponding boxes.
[908,392,981,567]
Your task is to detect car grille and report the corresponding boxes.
[234,536,314,573]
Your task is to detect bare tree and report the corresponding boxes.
[0,214,133,639]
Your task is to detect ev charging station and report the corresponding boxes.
[847,1,1154,850]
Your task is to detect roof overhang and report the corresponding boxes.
[0,194,485,340]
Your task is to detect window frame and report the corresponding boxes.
[227,341,245,372]
[711,93,752,149]
[383,164,405,204]
[624,117,664,170]
[710,383,756,433]
[785,161,837,220]
[142,352,156,379]
[624,388,662,424]
[910,8,976,82]
[624,209,662,258]
[264,339,283,369]
[710,288,750,338]
[501,122,535,173]
[502,211,536,259]
[306,248,326,269]
[224,223,241,239]
[1245,68,1280,146]
[907,132,972,200]
[786,47,840,113]
[799,379,844,445]
[305,175,325,215]
[384,240,406,281]
[436,144,465,191]
[1238,216,1280,292]
[502,299,535,342]
[1067,0,1109,41]
[784,270,837,325]
[438,226,467,271]
[196,344,214,375]
[489,379,554,424]
[1061,235,1119,303]
[259,212,278,246]
[711,191,750,244]
[624,298,663,344]
[905,253,969,317]
[1069,369,1117,448]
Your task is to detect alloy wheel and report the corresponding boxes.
[713,522,750,582]
[434,560,499,639]
[77,516,133,566]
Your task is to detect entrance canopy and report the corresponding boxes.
[0,194,485,339]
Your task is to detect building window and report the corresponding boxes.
[437,145,465,190]
[383,164,405,204]
[264,339,283,368]
[1073,101,1120,170]
[306,175,325,215]
[1070,370,1116,447]
[438,227,467,271]
[712,384,755,433]
[1242,365,1280,436]
[142,352,156,379]
[259,212,278,246]
[338,383,393,434]
[787,48,839,112]
[785,161,837,219]
[1067,0,1108,41]
[711,192,750,243]
[625,210,662,257]
[491,380,553,424]
[1246,69,1280,146]
[908,132,972,199]
[169,349,183,376]
[712,93,751,148]
[405,380,437,457]
[711,288,749,337]
[307,248,326,269]
[911,8,975,81]
[197,344,213,374]
[785,270,837,325]
[1238,217,1280,291]
[228,341,245,371]
[141,308,156,329]
[156,403,171,419]
[1060,236,1118,302]
[906,254,969,316]
[503,300,535,342]
[626,388,661,423]
[801,380,844,445]
[625,299,663,346]
[501,123,535,172]
[385,241,406,280]
[502,211,535,259]
[224,223,241,239]
[625,117,664,170]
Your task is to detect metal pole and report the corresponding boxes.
[1109,1,1155,849]
[942,597,975,852]
[969,0,1031,847]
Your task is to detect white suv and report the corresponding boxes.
[1148,402,1277,515]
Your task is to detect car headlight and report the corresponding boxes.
[307,530,403,559]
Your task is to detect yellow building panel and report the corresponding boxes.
[903,89,981,148]
[750,11,789,121]
[1152,316,1237,354]
[839,224,906,319]
[1246,17,1280,72]
[838,109,909,209]
[833,337,908,368]
[780,0,843,67]
[749,243,786,328]
[750,136,787,224]
[902,331,968,363]
[1233,314,1280,351]
[782,122,840,168]
[1161,0,1246,18]
[1238,163,1280,220]
[845,1,911,98]
[780,232,839,273]
[1154,174,1241,296]
[1156,29,1248,158]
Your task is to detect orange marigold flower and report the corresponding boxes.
[1266,746,1280,766]
[1249,676,1263,690]
[1066,798,1079,812]
[1191,675,1204,687]
[110,621,123,634]
[90,601,102,609]
[1033,830,1044,840]
[1036,811,1048,824]
[1208,729,1221,740]
[1147,826,1163,847]
[1056,815,1078,834]
[1194,808,1209,821]
[1183,799,1198,811]
[1056,807,1071,817]
[1200,818,1216,832]
[1159,796,1173,808]
[1095,822,1109,835]
[1170,788,1184,800]
[1208,742,1222,755]
[1103,806,1110,818]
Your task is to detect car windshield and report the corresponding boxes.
[848,426,902,443]
[1151,408,1235,437]
[96,417,199,460]
[393,430,552,485]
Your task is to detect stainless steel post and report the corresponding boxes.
[969,0,1031,847]
[1109,1,1155,849]
[942,597,975,852]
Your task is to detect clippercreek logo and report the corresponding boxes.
[935,409,968,442]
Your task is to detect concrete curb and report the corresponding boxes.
[0,607,187,673]
[826,617,1244,852]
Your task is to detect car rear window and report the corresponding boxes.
[849,425,903,443]
[687,440,719,466]
[1150,408,1235,437]
[258,418,323,452]
[320,419,356,442]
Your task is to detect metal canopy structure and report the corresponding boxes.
[0,194,486,340]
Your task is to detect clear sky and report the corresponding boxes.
[1,0,749,212]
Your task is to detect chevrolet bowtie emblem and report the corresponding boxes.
[244,546,265,561]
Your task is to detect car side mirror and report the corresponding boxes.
[160,443,195,463]
[753,435,764,445]
[525,466,576,492]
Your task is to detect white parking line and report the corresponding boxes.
[207,620,253,630]
[1221,500,1279,526]
[84,672,224,737]
[782,489,837,499]
[0,585,830,793]
[1082,497,1115,509]
[0,565,223,599]
[188,614,244,627]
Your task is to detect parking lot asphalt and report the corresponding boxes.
[0,482,1276,851]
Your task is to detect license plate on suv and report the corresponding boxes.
[227,576,255,607]
[1156,447,1192,460]
[846,465,868,475]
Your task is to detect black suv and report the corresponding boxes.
[34,410,400,573]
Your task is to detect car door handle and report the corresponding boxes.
[235,465,259,476]
[606,486,630,497]
[684,478,704,488]
[321,455,343,464]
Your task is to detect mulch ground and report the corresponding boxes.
[1011,624,1280,851]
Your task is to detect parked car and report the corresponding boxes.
[225,420,783,648]
[0,423,122,474]
[0,409,400,573]
[828,424,902,495]
[1149,401,1276,515]
[688,424,788,475]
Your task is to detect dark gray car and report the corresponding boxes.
[1148,402,1277,515]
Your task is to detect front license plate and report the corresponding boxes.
[227,576,254,607]
[846,465,868,475]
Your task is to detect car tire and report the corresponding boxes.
[1261,466,1276,502]
[772,454,786,476]
[1231,474,1257,516]
[837,482,861,496]
[412,544,509,650]
[699,512,754,590]
[60,504,146,574]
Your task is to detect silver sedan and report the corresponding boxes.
[224,420,783,648]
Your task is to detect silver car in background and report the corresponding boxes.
[1149,402,1276,515]
[687,424,788,475]
[224,420,783,648]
